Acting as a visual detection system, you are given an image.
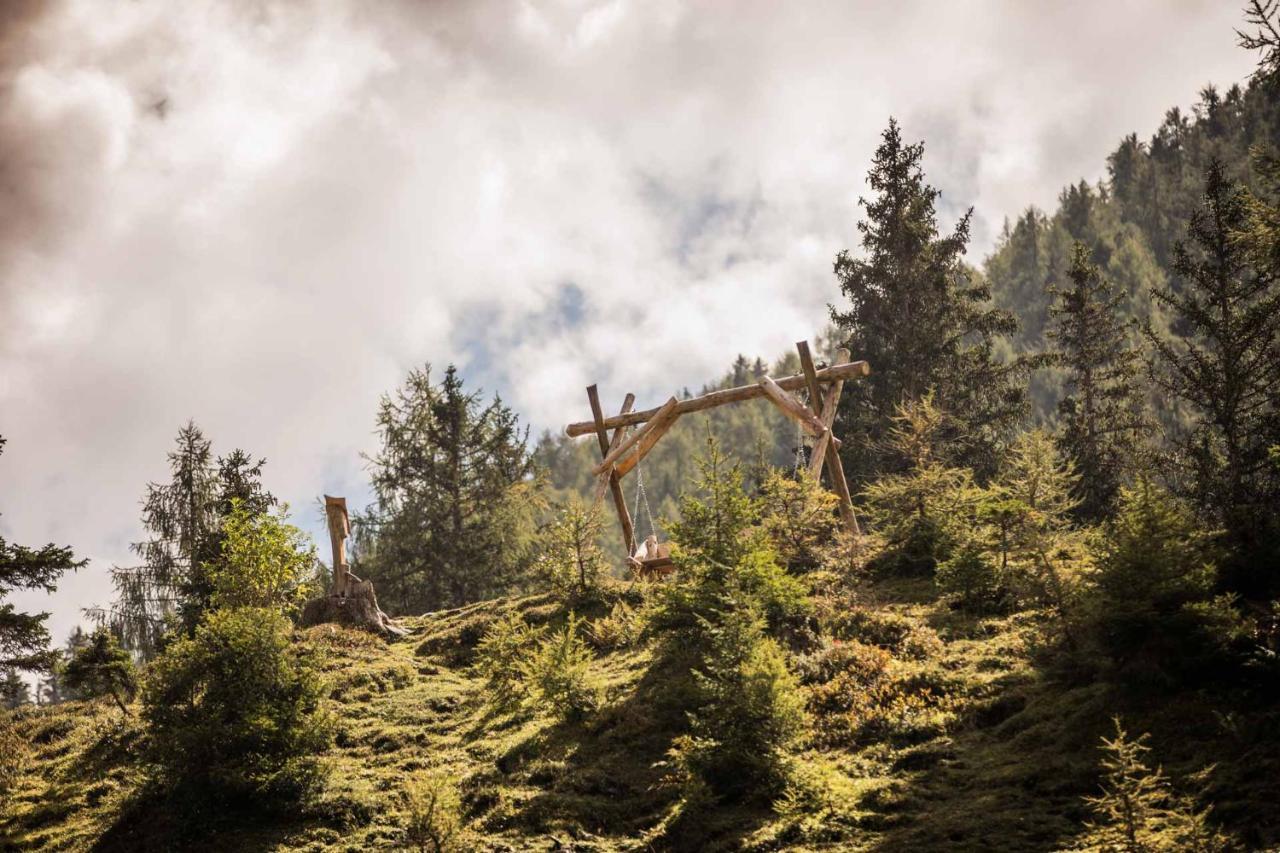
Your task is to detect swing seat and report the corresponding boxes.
[627,535,675,579]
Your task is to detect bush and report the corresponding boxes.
[142,607,330,806]
[472,611,544,713]
[403,770,466,852]
[675,602,807,801]
[64,628,137,714]
[587,599,644,650]
[758,470,840,573]
[1078,717,1231,851]
[936,541,1008,613]
[534,499,609,604]
[519,613,598,723]
[206,500,316,614]
[1091,481,1241,682]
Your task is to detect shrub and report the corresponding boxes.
[473,611,543,713]
[801,639,950,749]
[64,628,137,714]
[205,500,316,614]
[936,541,1008,613]
[676,602,807,801]
[827,606,942,660]
[535,499,609,604]
[587,600,643,650]
[403,770,466,852]
[1078,717,1231,851]
[1092,481,1240,682]
[519,613,598,723]
[143,607,330,806]
[758,470,840,573]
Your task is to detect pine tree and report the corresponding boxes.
[1144,161,1280,583]
[1049,243,1149,520]
[101,423,276,656]
[0,668,30,709]
[535,499,608,603]
[0,435,86,673]
[361,364,540,614]
[64,628,137,715]
[830,120,1035,482]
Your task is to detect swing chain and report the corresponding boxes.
[634,465,657,547]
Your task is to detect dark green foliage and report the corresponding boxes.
[1091,481,1241,683]
[1049,243,1149,519]
[0,667,30,709]
[830,120,1034,482]
[670,601,806,802]
[103,422,276,656]
[518,612,598,723]
[1145,162,1280,583]
[0,436,86,673]
[758,470,841,573]
[359,364,540,614]
[142,607,330,806]
[63,628,137,714]
[473,611,544,713]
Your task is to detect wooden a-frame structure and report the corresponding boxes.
[566,340,869,572]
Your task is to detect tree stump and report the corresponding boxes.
[298,495,407,637]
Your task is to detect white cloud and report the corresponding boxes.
[0,0,1254,648]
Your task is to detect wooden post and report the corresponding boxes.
[324,495,351,595]
[806,348,851,478]
[795,342,861,539]
[588,386,636,554]
[758,375,834,440]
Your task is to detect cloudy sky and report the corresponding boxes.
[0,0,1255,650]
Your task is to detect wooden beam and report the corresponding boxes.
[614,406,681,478]
[592,396,680,475]
[796,340,824,417]
[807,348,851,478]
[795,343,861,539]
[758,375,832,441]
[564,359,870,437]
[588,386,636,554]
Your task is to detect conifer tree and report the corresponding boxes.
[1049,243,1148,520]
[361,364,540,613]
[1144,162,1280,580]
[0,435,86,673]
[0,668,29,710]
[64,628,137,715]
[102,422,275,656]
[830,120,1035,482]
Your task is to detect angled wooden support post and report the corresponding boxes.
[588,385,636,554]
[807,348,851,479]
[615,405,681,478]
[592,396,680,476]
[795,341,861,539]
[758,376,837,446]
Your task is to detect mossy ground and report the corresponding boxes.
[3,580,1277,851]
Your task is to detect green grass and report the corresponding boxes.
[3,581,1277,851]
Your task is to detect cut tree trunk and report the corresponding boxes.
[299,495,407,637]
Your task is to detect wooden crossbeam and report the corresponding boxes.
[616,407,681,477]
[592,396,679,476]
[564,359,870,438]
[758,375,836,445]
[588,386,636,553]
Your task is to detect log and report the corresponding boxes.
[759,375,831,440]
[615,405,681,477]
[588,387,636,553]
[592,396,680,475]
[325,496,351,596]
[564,360,870,437]
[807,349,851,479]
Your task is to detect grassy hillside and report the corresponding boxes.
[5,574,1277,852]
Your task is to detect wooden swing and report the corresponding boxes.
[569,340,869,576]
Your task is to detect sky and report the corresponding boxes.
[0,0,1257,658]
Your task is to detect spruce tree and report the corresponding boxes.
[64,628,137,715]
[1144,161,1280,582]
[0,668,29,710]
[830,120,1034,482]
[361,364,540,613]
[103,422,275,656]
[1048,243,1148,520]
[0,435,86,673]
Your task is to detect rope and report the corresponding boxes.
[791,418,806,477]
[634,465,657,545]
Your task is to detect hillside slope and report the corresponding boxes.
[4,576,1277,852]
